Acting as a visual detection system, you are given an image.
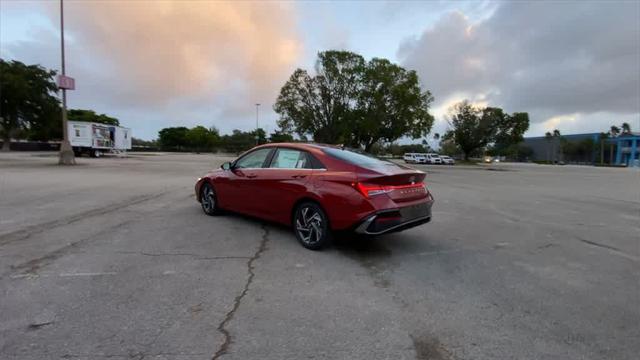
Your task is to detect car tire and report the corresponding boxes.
[293,201,331,250]
[200,182,221,216]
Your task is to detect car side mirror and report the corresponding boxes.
[221,161,232,170]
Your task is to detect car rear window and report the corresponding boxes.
[323,148,396,168]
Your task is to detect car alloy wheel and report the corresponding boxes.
[200,183,218,215]
[294,202,330,250]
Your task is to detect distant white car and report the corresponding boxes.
[403,153,427,164]
[423,153,442,164]
[440,155,455,165]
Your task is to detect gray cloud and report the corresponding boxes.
[399,1,640,130]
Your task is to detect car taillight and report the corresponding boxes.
[352,182,427,198]
[353,182,390,198]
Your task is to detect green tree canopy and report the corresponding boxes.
[350,58,434,151]
[68,109,119,126]
[220,129,261,154]
[492,112,530,154]
[444,100,530,160]
[0,59,60,150]
[186,126,220,152]
[269,130,294,143]
[274,51,434,150]
[158,127,189,151]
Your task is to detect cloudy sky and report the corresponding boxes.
[1,0,639,141]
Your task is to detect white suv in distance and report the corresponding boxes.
[440,155,455,165]
[403,153,427,164]
[424,153,442,164]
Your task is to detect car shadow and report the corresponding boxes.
[197,205,446,260]
[332,232,393,259]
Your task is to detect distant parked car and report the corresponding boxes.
[424,153,442,164]
[440,155,455,165]
[404,153,427,164]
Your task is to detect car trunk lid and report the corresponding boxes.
[356,167,428,202]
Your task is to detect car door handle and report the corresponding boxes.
[246,174,258,179]
[292,174,307,179]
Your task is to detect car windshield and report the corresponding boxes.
[324,147,396,168]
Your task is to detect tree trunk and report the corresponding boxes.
[363,139,376,153]
[609,144,614,164]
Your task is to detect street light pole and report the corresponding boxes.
[255,103,261,145]
[58,0,75,165]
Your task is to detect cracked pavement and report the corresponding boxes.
[1,152,638,360]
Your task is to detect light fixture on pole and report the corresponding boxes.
[255,103,261,145]
[58,0,76,165]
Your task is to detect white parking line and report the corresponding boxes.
[10,272,118,279]
[58,272,118,277]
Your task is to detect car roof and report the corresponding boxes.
[254,142,327,149]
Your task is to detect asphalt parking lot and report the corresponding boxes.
[0,152,638,360]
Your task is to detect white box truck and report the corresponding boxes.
[68,121,132,157]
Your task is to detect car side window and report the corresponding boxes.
[269,149,312,169]
[235,148,272,169]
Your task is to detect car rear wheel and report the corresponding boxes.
[200,183,221,216]
[294,202,331,250]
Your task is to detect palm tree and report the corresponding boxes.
[621,122,631,134]
[598,132,609,165]
[610,125,620,164]
[544,131,553,162]
[552,129,561,163]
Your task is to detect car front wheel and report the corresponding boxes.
[294,202,331,250]
[200,183,221,216]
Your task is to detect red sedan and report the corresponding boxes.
[195,143,434,250]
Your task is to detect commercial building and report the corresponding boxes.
[522,132,640,166]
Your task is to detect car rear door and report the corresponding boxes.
[252,148,316,224]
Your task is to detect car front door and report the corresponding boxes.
[217,147,274,214]
[253,148,316,224]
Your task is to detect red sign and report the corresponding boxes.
[57,75,75,90]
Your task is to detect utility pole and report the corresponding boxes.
[255,103,261,145]
[58,0,75,165]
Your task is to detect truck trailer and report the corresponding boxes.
[68,121,132,157]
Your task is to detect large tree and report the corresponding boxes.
[444,101,495,160]
[158,126,189,151]
[68,109,119,126]
[492,112,530,155]
[274,51,364,144]
[0,59,60,150]
[444,100,530,160]
[274,51,434,149]
[186,126,220,152]
[350,58,434,151]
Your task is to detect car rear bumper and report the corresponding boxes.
[354,199,433,235]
